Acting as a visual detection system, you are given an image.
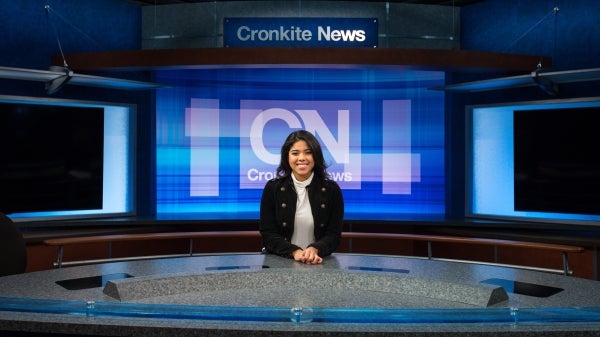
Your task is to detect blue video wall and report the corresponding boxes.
[155,67,445,221]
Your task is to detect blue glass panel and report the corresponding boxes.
[2,297,600,324]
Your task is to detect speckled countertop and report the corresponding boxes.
[1,253,600,336]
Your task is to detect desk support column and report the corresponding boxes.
[427,242,432,259]
[57,246,64,269]
[563,252,569,276]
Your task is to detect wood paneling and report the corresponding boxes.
[56,48,550,73]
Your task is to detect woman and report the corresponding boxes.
[259,130,344,264]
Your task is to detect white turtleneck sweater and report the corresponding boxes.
[290,172,315,249]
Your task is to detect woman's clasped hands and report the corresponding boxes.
[292,246,323,264]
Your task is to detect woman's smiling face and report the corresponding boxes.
[288,140,314,181]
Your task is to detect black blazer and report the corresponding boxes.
[259,175,344,258]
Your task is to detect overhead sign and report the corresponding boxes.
[224,18,378,47]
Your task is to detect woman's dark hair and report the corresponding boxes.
[276,130,329,180]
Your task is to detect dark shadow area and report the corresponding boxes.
[56,273,133,291]
[481,278,563,298]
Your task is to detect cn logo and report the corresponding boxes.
[186,98,416,197]
[249,107,349,165]
[239,100,362,189]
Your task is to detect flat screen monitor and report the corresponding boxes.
[514,107,600,216]
[0,102,104,214]
[0,96,135,222]
[467,97,600,226]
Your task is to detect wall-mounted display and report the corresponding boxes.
[155,66,446,221]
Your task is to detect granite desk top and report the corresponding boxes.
[1,253,600,336]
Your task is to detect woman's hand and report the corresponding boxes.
[292,247,323,264]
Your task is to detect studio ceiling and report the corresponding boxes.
[124,0,484,6]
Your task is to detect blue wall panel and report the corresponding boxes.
[0,0,140,69]
[461,0,600,70]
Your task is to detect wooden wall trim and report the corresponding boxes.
[56,48,550,72]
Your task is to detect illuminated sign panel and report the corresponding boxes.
[224,18,378,47]
[156,67,445,220]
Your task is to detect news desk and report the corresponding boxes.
[1,253,600,336]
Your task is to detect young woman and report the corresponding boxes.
[259,130,344,264]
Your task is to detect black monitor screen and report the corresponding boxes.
[0,102,104,214]
[514,107,600,215]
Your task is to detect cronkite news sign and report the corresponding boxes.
[224,18,378,47]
